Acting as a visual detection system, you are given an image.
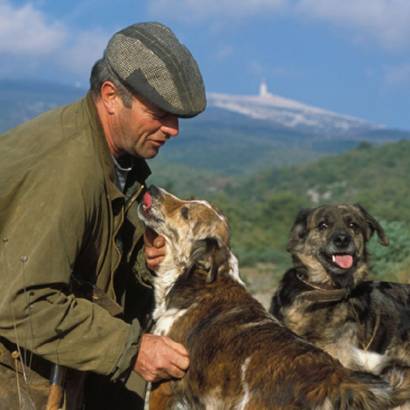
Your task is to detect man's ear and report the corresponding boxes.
[100,81,121,115]
[354,203,389,246]
[287,208,311,252]
[189,238,230,283]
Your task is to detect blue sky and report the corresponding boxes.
[1,0,410,129]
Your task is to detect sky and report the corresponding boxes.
[1,0,410,129]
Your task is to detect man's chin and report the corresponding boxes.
[145,148,160,159]
[135,147,160,159]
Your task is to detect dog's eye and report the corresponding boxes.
[349,222,359,231]
[181,207,189,220]
[318,221,328,231]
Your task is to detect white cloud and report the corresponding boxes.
[295,0,410,50]
[148,0,285,21]
[57,29,108,76]
[0,0,66,54]
[0,1,109,81]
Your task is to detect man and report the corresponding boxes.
[0,22,206,409]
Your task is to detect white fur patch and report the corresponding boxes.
[237,357,251,410]
[227,252,245,285]
[152,267,181,318]
[351,347,390,375]
[315,398,333,410]
[240,318,274,330]
[153,307,189,336]
[392,404,410,410]
[201,389,224,409]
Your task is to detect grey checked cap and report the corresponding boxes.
[104,22,206,118]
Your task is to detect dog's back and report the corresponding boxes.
[151,269,407,409]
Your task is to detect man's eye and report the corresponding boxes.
[181,207,189,220]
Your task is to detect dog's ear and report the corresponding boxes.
[287,208,311,252]
[354,203,389,246]
[189,237,230,283]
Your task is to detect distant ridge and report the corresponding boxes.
[2,79,410,179]
[207,82,383,137]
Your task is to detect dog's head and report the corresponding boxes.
[287,204,388,289]
[138,186,239,288]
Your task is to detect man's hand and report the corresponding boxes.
[134,334,190,383]
[144,227,166,270]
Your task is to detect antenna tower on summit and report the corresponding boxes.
[259,80,271,97]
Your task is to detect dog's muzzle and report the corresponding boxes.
[323,231,356,271]
[139,185,164,226]
[331,232,351,250]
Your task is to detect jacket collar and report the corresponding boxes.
[84,93,151,203]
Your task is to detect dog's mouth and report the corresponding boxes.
[142,191,152,213]
[138,190,164,228]
[320,251,355,272]
[139,191,154,220]
[331,254,354,270]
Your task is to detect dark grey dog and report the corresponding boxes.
[270,204,410,402]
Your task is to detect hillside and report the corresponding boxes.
[198,140,410,287]
[234,140,410,222]
[0,80,83,131]
[2,79,410,180]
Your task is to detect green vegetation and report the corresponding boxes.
[152,139,410,289]
[369,220,410,283]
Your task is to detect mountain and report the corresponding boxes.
[2,79,410,180]
[0,80,84,131]
[207,81,382,138]
[151,86,410,181]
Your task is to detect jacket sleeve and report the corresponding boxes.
[0,161,137,376]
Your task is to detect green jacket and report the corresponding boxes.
[0,94,152,400]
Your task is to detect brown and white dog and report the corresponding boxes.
[139,188,409,410]
[270,204,410,408]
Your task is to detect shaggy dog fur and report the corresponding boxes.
[139,189,408,410]
[270,204,410,408]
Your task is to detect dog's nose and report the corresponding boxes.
[331,232,351,249]
[148,185,160,197]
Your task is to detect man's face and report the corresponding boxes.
[112,93,179,159]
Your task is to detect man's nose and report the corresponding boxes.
[161,115,179,137]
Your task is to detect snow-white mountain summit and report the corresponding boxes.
[207,81,383,137]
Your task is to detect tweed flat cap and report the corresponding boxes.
[104,22,206,118]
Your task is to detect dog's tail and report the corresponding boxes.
[323,370,408,410]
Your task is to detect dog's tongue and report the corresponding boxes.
[143,191,152,209]
[332,254,353,269]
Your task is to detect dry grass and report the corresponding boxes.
[241,262,278,309]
